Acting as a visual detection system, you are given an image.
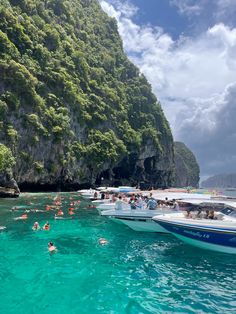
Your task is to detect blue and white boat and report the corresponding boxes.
[153,207,236,254]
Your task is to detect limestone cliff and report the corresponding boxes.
[0,0,174,191]
[201,174,236,188]
[174,142,200,188]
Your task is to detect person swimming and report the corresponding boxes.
[56,209,64,216]
[43,222,50,230]
[99,238,108,245]
[48,242,57,253]
[32,222,40,231]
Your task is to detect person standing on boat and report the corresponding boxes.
[115,196,128,210]
[147,197,157,210]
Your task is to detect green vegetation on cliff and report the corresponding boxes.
[0,144,15,173]
[0,0,174,187]
[174,142,199,188]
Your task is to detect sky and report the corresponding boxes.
[99,0,236,180]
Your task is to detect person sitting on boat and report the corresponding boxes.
[94,191,98,199]
[208,210,215,219]
[115,196,128,210]
[147,197,157,210]
[43,222,50,231]
[185,209,192,218]
[32,222,40,231]
[172,199,179,211]
[204,209,210,219]
[196,208,203,219]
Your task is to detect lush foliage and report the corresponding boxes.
[0,0,173,182]
[0,144,15,173]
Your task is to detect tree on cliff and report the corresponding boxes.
[0,144,15,174]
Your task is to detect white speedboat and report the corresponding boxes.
[91,199,112,205]
[96,202,131,212]
[153,207,236,254]
[101,207,180,232]
[78,189,100,199]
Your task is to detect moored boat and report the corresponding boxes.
[101,207,181,232]
[153,207,236,254]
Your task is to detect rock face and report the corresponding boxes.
[174,142,200,188]
[0,0,175,190]
[201,174,236,188]
[0,173,20,197]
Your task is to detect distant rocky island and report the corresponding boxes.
[0,0,200,195]
[201,174,236,188]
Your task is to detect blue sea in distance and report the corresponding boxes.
[0,191,235,314]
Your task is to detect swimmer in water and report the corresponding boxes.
[48,242,57,253]
[56,209,64,216]
[99,238,108,245]
[32,221,40,231]
[43,222,50,231]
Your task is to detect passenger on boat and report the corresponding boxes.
[204,209,210,219]
[135,196,144,210]
[172,199,179,211]
[185,209,192,218]
[130,199,136,210]
[94,191,98,199]
[147,197,157,210]
[196,208,203,219]
[112,194,117,202]
[208,210,215,219]
[43,222,50,231]
[115,196,128,210]
[101,192,105,200]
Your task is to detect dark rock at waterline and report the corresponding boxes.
[0,174,20,198]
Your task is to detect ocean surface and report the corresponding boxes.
[0,191,235,314]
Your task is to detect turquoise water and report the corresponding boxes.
[0,192,235,314]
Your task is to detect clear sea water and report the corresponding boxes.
[0,192,235,314]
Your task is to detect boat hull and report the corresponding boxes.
[111,216,168,233]
[156,219,236,254]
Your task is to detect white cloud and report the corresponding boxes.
[170,0,203,16]
[100,0,236,176]
[216,0,236,18]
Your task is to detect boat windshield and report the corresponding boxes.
[220,207,236,217]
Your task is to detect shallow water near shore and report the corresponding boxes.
[0,192,235,314]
